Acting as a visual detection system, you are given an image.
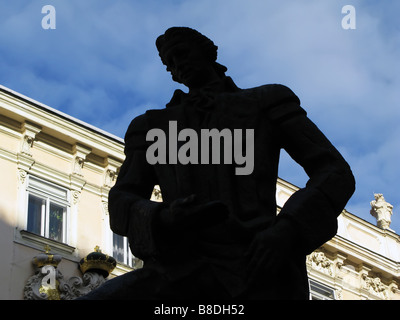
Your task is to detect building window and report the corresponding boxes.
[309,279,335,300]
[26,176,69,243]
[112,233,137,268]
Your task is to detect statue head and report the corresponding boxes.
[156,27,227,88]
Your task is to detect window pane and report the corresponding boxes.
[49,202,65,242]
[27,195,44,235]
[113,233,125,263]
[309,280,335,300]
[129,253,136,268]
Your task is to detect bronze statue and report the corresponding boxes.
[81,27,355,299]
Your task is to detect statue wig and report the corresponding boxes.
[156,27,227,76]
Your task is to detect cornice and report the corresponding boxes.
[0,86,124,160]
[326,235,400,278]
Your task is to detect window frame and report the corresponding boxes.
[309,279,336,300]
[25,175,70,244]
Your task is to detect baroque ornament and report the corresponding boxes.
[307,251,333,276]
[104,169,116,188]
[18,169,28,184]
[73,156,85,176]
[21,135,35,156]
[362,273,389,299]
[24,245,116,300]
[72,190,81,205]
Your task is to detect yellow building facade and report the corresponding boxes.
[0,85,399,300]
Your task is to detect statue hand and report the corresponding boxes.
[158,194,229,232]
[244,217,299,286]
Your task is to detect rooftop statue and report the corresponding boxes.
[370,193,394,230]
[80,27,355,300]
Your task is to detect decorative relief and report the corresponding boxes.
[58,272,106,300]
[361,273,389,299]
[72,143,91,177]
[24,245,115,300]
[18,169,28,184]
[307,250,333,276]
[72,190,81,205]
[72,156,85,176]
[104,169,116,188]
[102,201,109,215]
[389,280,399,294]
[335,288,343,300]
[306,247,400,300]
[24,265,62,300]
[21,135,35,156]
[20,121,41,156]
[103,157,121,188]
[24,245,63,300]
[69,174,86,206]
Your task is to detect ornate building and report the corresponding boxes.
[0,84,399,300]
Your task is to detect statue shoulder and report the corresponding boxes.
[124,114,149,145]
[250,84,300,105]
[248,84,305,122]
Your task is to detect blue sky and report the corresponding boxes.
[1,1,399,231]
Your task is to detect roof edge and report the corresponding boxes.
[0,85,124,145]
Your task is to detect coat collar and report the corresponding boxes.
[165,76,240,108]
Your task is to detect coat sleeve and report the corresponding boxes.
[266,85,356,255]
[108,114,166,260]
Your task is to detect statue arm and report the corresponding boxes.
[274,107,356,255]
[108,115,166,259]
[246,87,355,285]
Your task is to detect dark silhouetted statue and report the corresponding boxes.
[80,27,355,299]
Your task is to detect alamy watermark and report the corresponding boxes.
[41,5,56,29]
[41,265,56,290]
[146,121,254,176]
[342,5,356,30]
[40,5,355,31]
